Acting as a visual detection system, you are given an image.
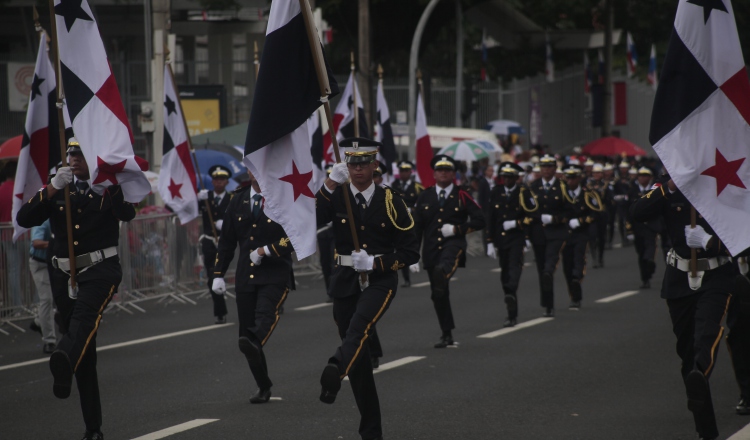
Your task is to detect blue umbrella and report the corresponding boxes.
[193,149,245,191]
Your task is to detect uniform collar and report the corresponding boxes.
[437,183,454,195]
[250,187,263,199]
[542,177,556,187]
[505,184,517,194]
[569,186,581,197]
[350,182,375,206]
[213,190,225,200]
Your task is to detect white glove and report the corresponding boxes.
[541,214,553,225]
[351,250,374,272]
[197,189,209,200]
[409,263,420,273]
[503,220,516,231]
[250,249,263,265]
[487,244,497,259]
[626,234,634,241]
[211,278,226,295]
[685,225,712,250]
[51,167,73,190]
[329,162,349,184]
[215,219,223,231]
[569,219,581,229]
[524,239,531,253]
[440,224,456,237]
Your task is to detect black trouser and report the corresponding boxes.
[589,216,606,265]
[562,234,587,302]
[400,267,410,284]
[607,207,616,246]
[52,257,121,433]
[532,239,565,309]
[727,276,750,401]
[667,289,731,438]
[368,328,383,358]
[616,204,628,244]
[318,229,335,297]
[634,231,657,283]
[331,285,395,440]
[498,241,525,319]
[201,238,227,318]
[236,285,288,390]
[427,244,464,333]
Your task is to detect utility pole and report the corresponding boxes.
[602,0,613,137]
[358,0,372,132]
[151,0,169,175]
[455,0,463,128]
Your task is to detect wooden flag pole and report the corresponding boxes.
[690,206,697,278]
[351,51,360,138]
[47,0,78,289]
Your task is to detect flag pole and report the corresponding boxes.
[165,49,219,239]
[351,51,360,138]
[690,207,697,278]
[47,0,78,289]
[298,0,364,259]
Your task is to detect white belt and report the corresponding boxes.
[53,246,118,271]
[337,254,384,267]
[199,234,218,245]
[665,248,731,272]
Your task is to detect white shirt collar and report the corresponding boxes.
[350,182,376,206]
[569,186,581,197]
[639,183,649,192]
[542,177,556,186]
[437,183,454,195]
[74,177,89,186]
[505,184,517,194]
[250,187,263,199]
[213,190,225,200]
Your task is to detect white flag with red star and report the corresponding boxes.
[649,0,750,256]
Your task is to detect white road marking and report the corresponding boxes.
[294,302,333,311]
[344,356,426,381]
[269,397,283,401]
[595,290,639,304]
[727,422,750,440]
[477,317,554,339]
[0,323,233,372]
[130,419,218,440]
[412,278,458,288]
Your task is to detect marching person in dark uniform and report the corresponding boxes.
[316,138,419,440]
[16,138,136,440]
[413,155,485,348]
[210,169,294,404]
[626,167,662,289]
[602,163,618,249]
[560,164,603,310]
[486,162,532,327]
[587,163,613,268]
[197,165,233,324]
[390,160,424,287]
[613,161,633,246]
[525,154,573,317]
[630,174,749,440]
[373,162,387,186]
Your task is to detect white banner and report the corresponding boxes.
[7,62,36,111]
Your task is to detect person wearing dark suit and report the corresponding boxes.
[316,138,419,440]
[486,162,531,327]
[390,160,424,287]
[16,139,136,440]
[413,155,486,348]
[586,163,614,268]
[211,170,294,404]
[197,165,233,324]
[626,167,663,289]
[525,154,573,317]
[613,161,633,246]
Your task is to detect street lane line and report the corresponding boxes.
[270,397,283,401]
[0,323,233,372]
[344,356,426,381]
[294,302,333,311]
[727,422,750,440]
[595,290,639,304]
[130,419,218,440]
[477,317,554,339]
[413,278,457,288]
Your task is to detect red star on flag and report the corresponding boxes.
[279,161,314,201]
[168,178,183,199]
[700,148,746,196]
[15,193,23,200]
[92,156,127,185]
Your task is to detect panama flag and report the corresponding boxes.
[374,79,397,175]
[649,0,750,256]
[626,32,638,78]
[243,0,339,259]
[307,108,327,190]
[647,44,658,90]
[322,72,368,163]
[12,37,62,241]
[415,90,435,187]
[583,51,592,95]
[545,35,554,82]
[54,0,150,202]
[159,65,198,225]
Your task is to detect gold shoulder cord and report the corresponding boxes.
[385,188,415,231]
[585,189,604,212]
[560,181,577,204]
[519,186,539,213]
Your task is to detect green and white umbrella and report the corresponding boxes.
[437,141,489,162]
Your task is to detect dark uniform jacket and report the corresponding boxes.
[486,184,532,249]
[626,181,664,235]
[213,186,294,291]
[17,183,135,257]
[587,178,614,218]
[565,185,602,240]
[527,178,573,243]
[413,185,486,268]
[390,178,424,208]
[630,182,735,299]
[200,190,233,237]
[316,184,420,298]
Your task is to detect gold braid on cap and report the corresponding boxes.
[385,188,415,231]
[519,186,539,213]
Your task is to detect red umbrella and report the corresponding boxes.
[582,137,647,157]
[0,135,23,160]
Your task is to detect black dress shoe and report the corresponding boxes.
[639,280,651,289]
[371,356,380,369]
[737,397,750,415]
[319,363,341,404]
[238,336,262,368]
[542,308,555,318]
[685,370,711,413]
[503,318,517,328]
[569,301,581,310]
[249,388,272,404]
[43,342,56,354]
[215,315,226,324]
[49,350,72,399]
[434,335,455,348]
[29,321,42,335]
[80,430,104,440]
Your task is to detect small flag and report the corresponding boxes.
[322,72,368,162]
[647,44,658,91]
[374,79,397,175]
[584,51,592,95]
[626,32,638,78]
[545,35,554,83]
[416,90,435,187]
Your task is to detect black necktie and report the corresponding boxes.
[439,189,446,207]
[544,182,550,192]
[76,181,89,194]
[355,193,367,221]
[252,194,262,219]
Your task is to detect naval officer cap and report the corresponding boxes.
[339,137,381,164]
[398,160,415,170]
[208,164,232,179]
[539,154,556,167]
[430,154,457,171]
[563,164,584,177]
[637,166,653,176]
[499,161,524,177]
[374,162,387,177]
[66,137,82,154]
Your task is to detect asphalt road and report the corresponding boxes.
[2,242,749,440]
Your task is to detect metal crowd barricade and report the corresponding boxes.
[0,224,37,334]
